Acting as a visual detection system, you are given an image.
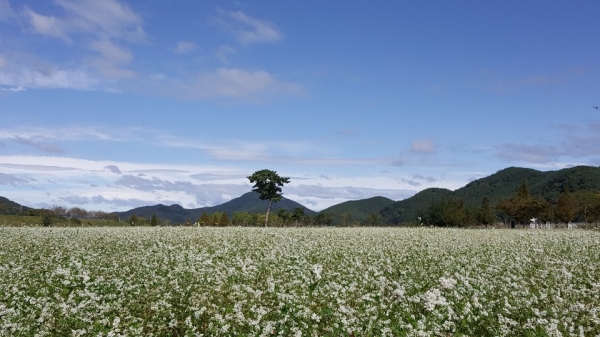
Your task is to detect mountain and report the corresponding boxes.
[0,196,30,214]
[318,196,395,225]
[118,192,316,224]
[379,165,600,225]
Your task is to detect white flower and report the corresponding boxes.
[439,276,457,289]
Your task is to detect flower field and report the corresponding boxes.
[1,227,599,336]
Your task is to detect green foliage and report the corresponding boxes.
[247,169,291,204]
[381,166,600,225]
[198,212,211,226]
[476,196,496,226]
[41,214,54,227]
[128,214,139,226]
[248,169,291,227]
[314,213,334,226]
[218,212,230,226]
[422,198,467,227]
[572,191,600,225]
[318,196,395,225]
[496,182,553,225]
[150,214,158,227]
[556,186,576,224]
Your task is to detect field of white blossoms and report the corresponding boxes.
[1,227,599,337]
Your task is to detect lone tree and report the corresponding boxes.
[247,169,290,227]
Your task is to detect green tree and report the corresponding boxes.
[211,213,221,226]
[277,209,291,226]
[556,185,576,224]
[314,213,333,226]
[365,212,380,226]
[340,212,353,227]
[198,212,211,226]
[573,191,600,227]
[232,211,252,226]
[497,181,552,226]
[150,213,158,226]
[219,212,230,226]
[477,196,496,227]
[442,198,467,227]
[41,214,54,227]
[247,169,291,227]
[292,207,304,226]
[128,214,139,226]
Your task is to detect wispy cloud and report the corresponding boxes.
[104,165,122,174]
[410,139,436,154]
[13,136,65,154]
[165,67,305,101]
[287,184,414,201]
[215,45,236,63]
[0,172,29,186]
[214,10,283,45]
[23,0,145,42]
[0,63,99,91]
[174,41,197,54]
[0,0,15,22]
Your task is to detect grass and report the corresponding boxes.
[0,227,599,336]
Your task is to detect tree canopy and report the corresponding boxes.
[247,169,290,227]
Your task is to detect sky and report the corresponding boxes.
[1,0,599,212]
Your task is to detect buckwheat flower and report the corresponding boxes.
[439,277,456,290]
[423,288,448,311]
[312,264,323,281]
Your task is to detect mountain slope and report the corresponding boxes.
[0,196,30,214]
[118,192,316,224]
[318,196,395,225]
[380,165,600,224]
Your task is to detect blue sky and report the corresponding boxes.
[1,0,599,212]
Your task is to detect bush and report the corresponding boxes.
[41,215,54,227]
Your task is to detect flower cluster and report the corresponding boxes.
[0,227,599,336]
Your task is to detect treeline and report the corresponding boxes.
[17,206,120,227]
[417,182,600,227]
[127,207,359,227]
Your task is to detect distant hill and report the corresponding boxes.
[118,192,316,224]
[380,165,600,225]
[318,196,395,225]
[0,196,30,214]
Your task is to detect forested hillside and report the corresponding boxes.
[318,196,395,225]
[380,166,600,225]
[0,196,30,214]
[118,192,315,224]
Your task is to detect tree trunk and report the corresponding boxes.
[265,200,272,227]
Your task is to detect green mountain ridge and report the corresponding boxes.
[3,165,600,225]
[379,165,600,224]
[318,196,395,225]
[117,192,316,224]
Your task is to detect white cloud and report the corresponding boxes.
[89,38,132,64]
[0,173,29,186]
[174,41,197,54]
[215,10,283,45]
[23,8,71,41]
[25,0,146,42]
[215,45,236,63]
[179,67,304,100]
[0,0,15,22]
[410,139,436,154]
[13,136,65,154]
[0,65,98,90]
[0,126,144,142]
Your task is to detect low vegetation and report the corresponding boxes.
[1,227,599,336]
